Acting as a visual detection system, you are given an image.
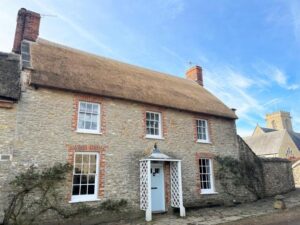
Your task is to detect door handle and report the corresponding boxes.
[151,187,157,190]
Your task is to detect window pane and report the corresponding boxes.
[89,164,96,174]
[75,163,82,174]
[82,164,89,174]
[75,154,82,163]
[91,114,98,122]
[86,103,93,113]
[79,102,86,112]
[91,122,97,130]
[90,155,96,163]
[81,175,87,184]
[92,104,99,114]
[88,185,95,194]
[83,155,89,163]
[73,175,81,184]
[72,185,80,195]
[85,121,91,129]
[88,175,95,184]
[80,185,87,194]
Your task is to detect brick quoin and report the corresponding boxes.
[164,162,171,208]
[72,94,107,134]
[195,152,215,195]
[141,106,168,139]
[66,145,107,201]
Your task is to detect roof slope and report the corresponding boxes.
[0,52,21,100]
[260,127,277,133]
[243,130,286,155]
[29,39,236,119]
[289,131,300,150]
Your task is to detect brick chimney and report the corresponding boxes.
[185,65,203,86]
[12,8,41,54]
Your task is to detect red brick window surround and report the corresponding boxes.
[67,145,106,202]
[142,107,167,139]
[194,116,213,144]
[195,152,216,195]
[72,95,106,134]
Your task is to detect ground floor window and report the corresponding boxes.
[72,152,99,202]
[199,158,215,194]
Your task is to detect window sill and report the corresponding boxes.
[145,135,165,140]
[76,130,102,135]
[69,198,101,204]
[197,140,211,144]
[201,191,218,195]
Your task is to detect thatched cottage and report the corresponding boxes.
[0,8,295,224]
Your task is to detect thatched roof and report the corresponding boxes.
[29,39,236,119]
[0,52,21,100]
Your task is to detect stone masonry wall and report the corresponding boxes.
[0,105,18,220]
[238,136,294,198]
[261,158,295,196]
[0,86,243,222]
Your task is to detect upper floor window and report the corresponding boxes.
[146,111,162,139]
[196,119,209,143]
[72,152,99,202]
[199,158,215,194]
[77,101,100,133]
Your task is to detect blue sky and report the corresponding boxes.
[1,0,300,136]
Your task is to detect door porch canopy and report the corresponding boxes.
[139,144,185,221]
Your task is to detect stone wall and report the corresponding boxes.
[238,136,295,198]
[261,158,295,196]
[0,104,18,221]
[0,85,244,223]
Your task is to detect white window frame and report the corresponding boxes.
[76,101,101,134]
[196,119,210,143]
[199,158,216,194]
[70,152,99,203]
[145,111,163,139]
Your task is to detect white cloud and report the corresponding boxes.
[254,61,299,90]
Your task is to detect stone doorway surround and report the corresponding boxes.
[139,144,185,221]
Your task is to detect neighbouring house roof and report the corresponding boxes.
[243,130,286,155]
[0,52,21,100]
[260,127,277,133]
[289,131,300,150]
[28,38,237,119]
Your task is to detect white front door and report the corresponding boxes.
[151,162,165,212]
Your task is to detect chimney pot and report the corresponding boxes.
[12,8,41,53]
[185,65,203,86]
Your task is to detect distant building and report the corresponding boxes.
[244,111,300,158]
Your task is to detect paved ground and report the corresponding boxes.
[101,188,300,225]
